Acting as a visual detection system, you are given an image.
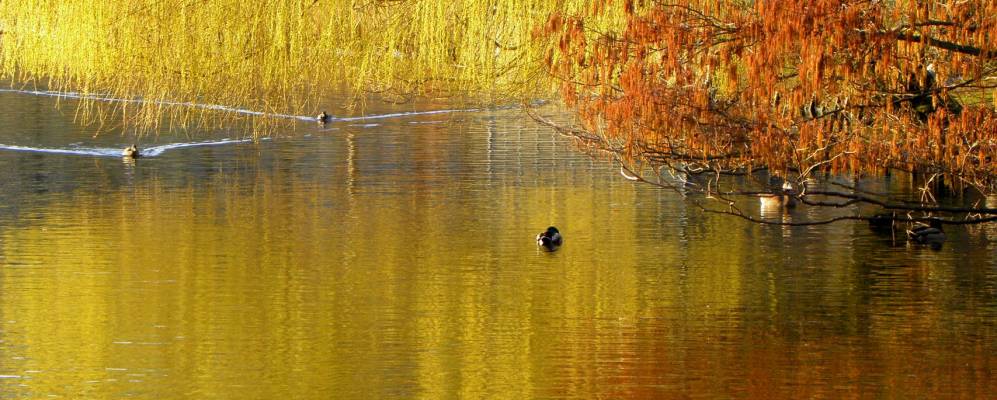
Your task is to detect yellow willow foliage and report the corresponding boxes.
[0,0,623,134]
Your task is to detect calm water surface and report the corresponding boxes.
[0,91,995,399]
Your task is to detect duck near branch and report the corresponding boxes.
[317,111,330,124]
[536,226,563,251]
[868,212,900,233]
[907,219,946,248]
[758,181,797,209]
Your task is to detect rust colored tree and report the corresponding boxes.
[534,0,997,228]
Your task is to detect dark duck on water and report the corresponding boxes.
[907,219,946,249]
[536,226,563,251]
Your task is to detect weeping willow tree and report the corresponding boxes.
[0,0,621,133]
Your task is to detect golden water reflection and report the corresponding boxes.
[0,106,995,399]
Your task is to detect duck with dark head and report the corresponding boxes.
[121,144,140,158]
[536,226,563,251]
[758,181,797,209]
[907,219,946,250]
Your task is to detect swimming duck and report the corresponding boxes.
[536,226,563,251]
[317,111,330,124]
[758,181,797,209]
[907,219,945,248]
[121,144,140,158]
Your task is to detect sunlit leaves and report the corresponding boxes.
[538,0,997,193]
[0,0,598,134]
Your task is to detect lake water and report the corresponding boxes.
[0,90,995,399]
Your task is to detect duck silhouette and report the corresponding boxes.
[907,219,945,249]
[317,111,330,124]
[536,226,563,251]
[868,212,899,233]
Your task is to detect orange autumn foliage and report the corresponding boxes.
[539,0,997,192]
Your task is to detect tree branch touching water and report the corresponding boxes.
[3,0,996,235]
[528,105,997,229]
[530,0,997,229]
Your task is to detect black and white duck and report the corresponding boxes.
[536,226,563,251]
